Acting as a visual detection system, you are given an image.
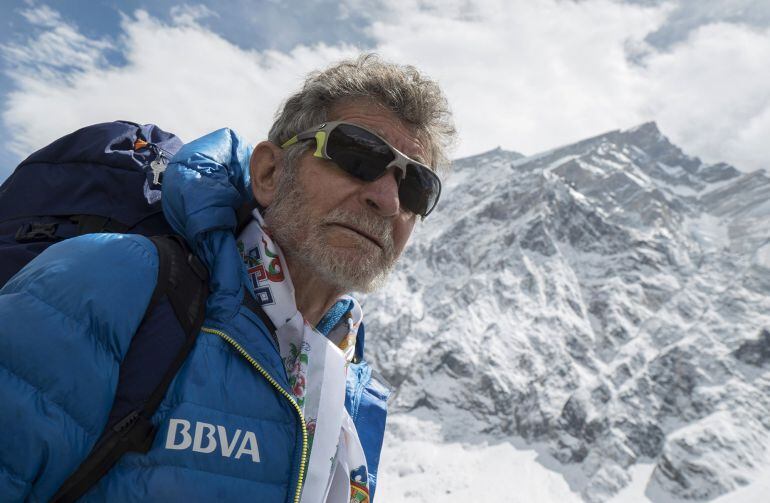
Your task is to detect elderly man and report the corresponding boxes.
[0,54,454,502]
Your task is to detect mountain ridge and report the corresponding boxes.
[362,121,770,502]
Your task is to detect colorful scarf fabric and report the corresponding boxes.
[237,210,370,503]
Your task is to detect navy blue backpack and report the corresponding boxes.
[0,121,180,283]
[0,121,213,502]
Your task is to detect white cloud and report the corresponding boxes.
[18,4,63,27]
[3,1,770,173]
[364,0,668,157]
[364,0,770,171]
[169,3,218,26]
[2,6,357,154]
[6,5,111,83]
[640,22,770,171]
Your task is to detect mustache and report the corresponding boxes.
[322,208,395,254]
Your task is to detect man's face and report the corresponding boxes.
[263,99,427,293]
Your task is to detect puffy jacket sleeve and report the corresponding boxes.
[0,233,158,501]
[161,128,254,321]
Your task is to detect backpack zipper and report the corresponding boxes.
[201,326,308,503]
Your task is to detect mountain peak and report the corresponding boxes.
[617,121,702,172]
[624,121,661,136]
[453,146,525,168]
[366,120,770,503]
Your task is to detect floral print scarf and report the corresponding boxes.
[237,210,370,503]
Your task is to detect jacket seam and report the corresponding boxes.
[157,332,295,424]
[112,458,291,487]
[156,397,300,427]
[12,234,158,363]
[17,290,117,363]
[170,151,224,170]
[0,361,97,437]
[196,327,289,388]
[0,454,30,489]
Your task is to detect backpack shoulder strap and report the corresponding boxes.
[242,287,278,336]
[51,235,209,503]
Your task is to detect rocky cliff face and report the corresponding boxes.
[361,123,770,501]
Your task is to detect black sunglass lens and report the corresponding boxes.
[400,164,441,216]
[327,124,393,181]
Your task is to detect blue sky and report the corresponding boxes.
[2,0,769,181]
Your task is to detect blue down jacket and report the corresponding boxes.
[0,129,391,502]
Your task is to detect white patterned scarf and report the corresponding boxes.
[237,210,371,503]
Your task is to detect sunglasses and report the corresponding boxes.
[280,121,442,217]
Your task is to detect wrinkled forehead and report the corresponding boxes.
[327,98,430,166]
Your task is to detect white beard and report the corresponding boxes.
[262,174,398,294]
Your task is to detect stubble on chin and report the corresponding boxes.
[262,180,399,294]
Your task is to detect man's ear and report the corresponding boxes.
[249,141,284,207]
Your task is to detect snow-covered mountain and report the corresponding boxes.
[361,122,770,502]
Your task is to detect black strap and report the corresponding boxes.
[51,235,209,503]
[13,214,131,244]
[71,214,131,235]
[241,289,280,350]
[242,289,277,333]
[235,201,259,236]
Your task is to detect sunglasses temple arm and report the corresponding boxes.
[280,130,320,149]
[280,135,299,148]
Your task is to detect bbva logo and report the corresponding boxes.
[164,418,261,463]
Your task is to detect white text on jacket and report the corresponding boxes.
[165,418,261,462]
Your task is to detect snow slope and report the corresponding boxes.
[361,122,770,502]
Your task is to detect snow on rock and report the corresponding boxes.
[686,214,729,251]
[732,329,770,367]
[651,411,770,500]
[361,121,770,502]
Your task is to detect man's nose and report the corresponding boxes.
[361,166,402,217]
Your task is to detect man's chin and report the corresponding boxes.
[336,269,391,294]
[280,228,397,293]
[313,252,394,293]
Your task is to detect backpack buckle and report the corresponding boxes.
[15,222,60,243]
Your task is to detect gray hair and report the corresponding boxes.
[268,53,456,174]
